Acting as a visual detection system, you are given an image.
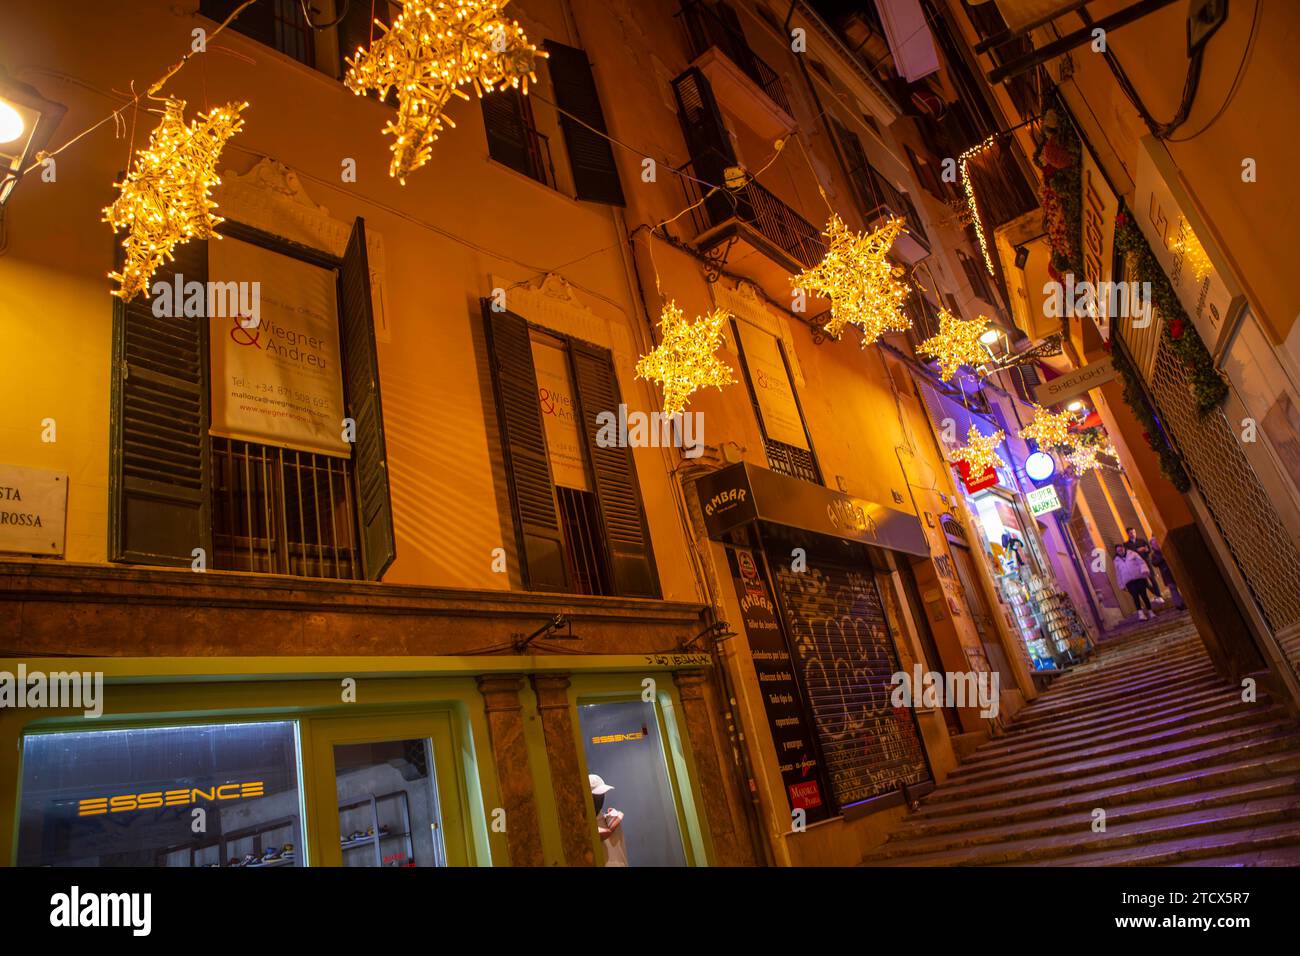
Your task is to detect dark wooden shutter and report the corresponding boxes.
[672,67,745,225]
[543,41,625,206]
[481,303,570,591]
[339,217,396,580]
[200,0,276,48]
[109,239,212,566]
[569,343,659,598]
[482,88,537,180]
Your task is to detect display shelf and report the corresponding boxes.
[338,790,415,867]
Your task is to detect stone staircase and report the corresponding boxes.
[864,615,1300,866]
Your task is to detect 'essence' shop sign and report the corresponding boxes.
[0,464,67,556]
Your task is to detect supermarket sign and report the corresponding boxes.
[1026,485,1063,516]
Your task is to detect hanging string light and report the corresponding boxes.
[1168,218,1212,283]
[959,135,997,276]
[917,309,992,380]
[345,0,545,184]
[1066,443,1101,474]
[103,97,248,302]
[792,214,911,347]
[635,301,735,417]
[949,424,1006,476]
[1018,405,1074,450]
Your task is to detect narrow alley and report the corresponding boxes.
[866,615,1300,866]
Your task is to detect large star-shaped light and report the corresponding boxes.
[949,424,1005,476]
[918,309,991,380]
[103,97,247,302]
[792,214,911,347]
[345,0,545,183]
[1018,405,1074,450]
[635,302,735,417]
[1066,444,1101,474]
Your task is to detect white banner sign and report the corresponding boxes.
[1034,356,1116,407]
[1134,136,1246,358]
[1026,484,1062,517]
[0,464,67,555]
[737,323,809,450]
[1079,138,1118,341]
[531,337,590,491]
[209,237,349,457]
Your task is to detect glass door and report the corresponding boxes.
[306,712,472,867]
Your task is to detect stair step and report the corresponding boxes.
[949,708,1276,784]
[892,750,1300,838]
[866,776,1300,860]
[870,793,1300,867]
[924,721,1298,802]
[972,685,1234,754]
[1009,667,1222,726]
[914,729,1300,816]
[1040,818,1300,867]
[958,697,1259,772]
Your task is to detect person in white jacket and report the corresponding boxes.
[1114,543,1155,620]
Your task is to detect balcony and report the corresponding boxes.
[673,148,825,293]
[678,1,795,141]
[847,162,930,264]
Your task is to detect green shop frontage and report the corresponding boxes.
[0,563,745,867]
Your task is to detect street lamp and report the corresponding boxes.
[0,71,66,208]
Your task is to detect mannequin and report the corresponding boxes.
[589,774,627,867]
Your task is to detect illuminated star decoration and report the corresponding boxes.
[1018,405,1074,450]
[792,214,911,347]
[917,309,992,380]
[1066,443,1101,474]
[635,301,735,418]
[1168,219,1212,283]
[948,425,1005,476]
[345,0,545,183]
[103,97,247,302]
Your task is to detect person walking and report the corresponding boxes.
[1124,527,1163,603]
[1114,543,1154,620]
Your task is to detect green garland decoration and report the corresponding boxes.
[1109,344,1192,492]
[1113,207,1230,417]
[1033,107,1084,283]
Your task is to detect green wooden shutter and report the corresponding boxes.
[569,343,659,598]
[543,41,625,206]
[481,303,571,591]
[109,239,212,566]
[339,217,396,580]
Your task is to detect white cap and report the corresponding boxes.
[589,773,614,795]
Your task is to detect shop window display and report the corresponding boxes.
[579,700,686,866]
[332,738,447,867]
[17,721,305,867]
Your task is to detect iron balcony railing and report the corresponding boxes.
[848,162,929,249]
[676,149,825,270]
[678,0,793,115]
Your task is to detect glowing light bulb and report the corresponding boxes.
[0,101,25,145]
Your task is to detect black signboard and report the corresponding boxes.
[696,463,929,557]
[727,547,829,824]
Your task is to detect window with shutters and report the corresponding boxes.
[731,319,821,485]
[109,218,395,582]
[481,87,557,189]
[200,0,316,68]
[959,249,997,306]
[481,303,659,598]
